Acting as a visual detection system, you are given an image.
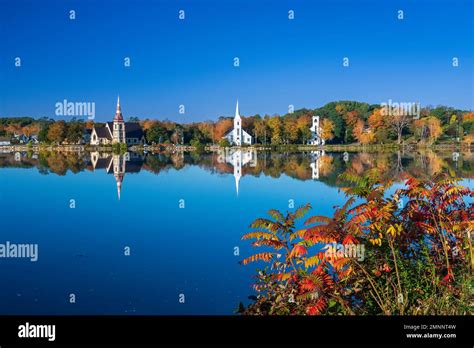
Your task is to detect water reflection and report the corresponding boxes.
[0,150,472,198]
[90,152,145,199]
[217,148,257,195]
[309,150,325,179]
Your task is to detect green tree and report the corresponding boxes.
[38,124,50,143]
[146,123,168,144]
[65,121,85,144]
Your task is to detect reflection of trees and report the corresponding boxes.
[0,150,471,185]
[41,152,88,176]
[406,150,447,180]
[319,155,334,177]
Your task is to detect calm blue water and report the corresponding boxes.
[0,150,471,314]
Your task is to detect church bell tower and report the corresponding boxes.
[113,96,126,144]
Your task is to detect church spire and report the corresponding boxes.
[235,100,240,118]
[114,95,123,121]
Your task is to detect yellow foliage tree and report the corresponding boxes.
[320,118,335,141]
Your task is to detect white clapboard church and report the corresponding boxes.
[223,101,252,146]
[307,115,325,146]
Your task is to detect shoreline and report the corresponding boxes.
[0,144,468,153]
[0,142,471,153]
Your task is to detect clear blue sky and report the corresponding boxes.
[0,0,472,122]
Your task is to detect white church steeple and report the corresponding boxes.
[234,100,242,145]
[235,100,240,118]
[113,95,126,144]
[222,100,253,146]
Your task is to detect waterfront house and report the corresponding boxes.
[12,134,39,144]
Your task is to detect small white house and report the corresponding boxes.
[223,101,252,146]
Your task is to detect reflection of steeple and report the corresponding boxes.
[90,151,145,201]
[112,154,126,200]
[310,150,324,180]
[235,169,241,196]
[115,173,124,200]
[217,148,257,196]
[310,162,319,180]
[234,154,241,196]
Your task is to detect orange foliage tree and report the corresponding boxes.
[47,121,67,144]
[214,118,233,142]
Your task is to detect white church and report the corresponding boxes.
[223,101,253,146]
[307,115,325,146]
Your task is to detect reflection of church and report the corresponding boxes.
[309,150,325,180]
[217,148,257,195]
[90,152,145,199]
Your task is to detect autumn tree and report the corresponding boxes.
[268,116,283,145]
[387,109,410,145]
[85,120,95,129]
[353,119,375,144]
[253,116,266,144]
[5,124,22,136]
[320,118,335,142]
[426,117,442,144]
[343,110,360,143]
[335,103,346,115]
[462,112,474,135]
[140,119,157,132]
[283,118,299,144]
[47,121,67,144]
[368,108,390,143]
[345,110,360,127]
[21,124,40,137]
[412,117,442,144]
[297,114,312,144]
[214,118,233,142]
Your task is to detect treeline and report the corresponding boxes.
[1,101,473,145]
[0,117,94,144]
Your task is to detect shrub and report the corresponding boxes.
[240,172,473,315]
